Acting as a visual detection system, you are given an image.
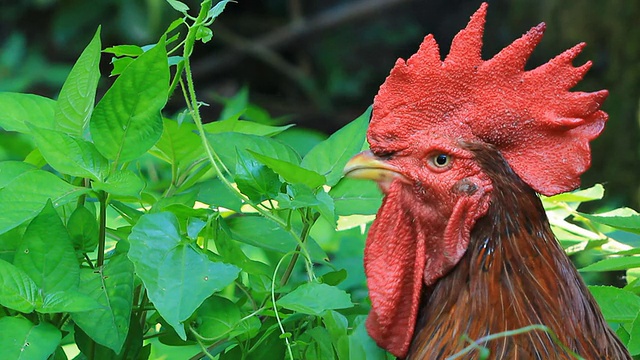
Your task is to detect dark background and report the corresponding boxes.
[1,0,638,209]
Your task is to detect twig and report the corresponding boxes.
[191,0,412,77]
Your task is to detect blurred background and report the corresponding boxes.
[1,0,639,209]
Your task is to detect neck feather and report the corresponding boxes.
[406,144,629,359]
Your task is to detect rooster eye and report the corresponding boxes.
[432,154,451,167]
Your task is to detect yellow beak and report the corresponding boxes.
[343,150,403,185]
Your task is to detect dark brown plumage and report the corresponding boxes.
[407,143,630,359]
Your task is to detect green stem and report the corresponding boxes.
[179,0,314,276]
[97,191,107,267]
[280,211,320,287]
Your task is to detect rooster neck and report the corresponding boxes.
[406,144,630,359]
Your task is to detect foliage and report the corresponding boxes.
[0,1,639,359]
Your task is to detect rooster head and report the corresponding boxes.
[344,2,607,357]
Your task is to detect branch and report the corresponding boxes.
[191,0,413,77]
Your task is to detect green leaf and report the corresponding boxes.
[277,282,353,316]
[0,93,56,133]
[323,310,349,359]
[301,107,370,186]
[0,317,61,360]
[67,205,99,253]
[13,201,79,294]
[72,254,135,353]
[206,132,301,173]
[103,44,144,57]
[195,296,257,342]
[204,117,294,137]
[628,311,640,355]
[152,118,203,171]
[234,149,281,202]
[0,161,35,188]
[28,124,109,180]
[166,0,189,13]
[208,0,233,20]
[92,170,145,197]
[90,38,169,163]
[276,184,335,225]
[109,56,134,77]
[589,285,640,323]
[226,216,297,253]
[0,259,40,313]
[0,165,89,235]
[543,184,604,203]
[580,257,640,272]
[348,315,389,359]
[54,27,101,135]
[579,208,640,234]
[249,151,326,189]
[196,27,213,43]
[330,177,382,216]
[128,212,240,339]
[38,290,103,313]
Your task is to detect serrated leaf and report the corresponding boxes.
[72,254,135,353]
[301,107,370,186]
[580,257,640,272]
[0,93,56,133]
[128,212,240,339]
[0,317,61,360]
[13,201,79,294]
[589,285,640,323]
[54,27,101,135]
[68,205,99,253]
[579,208,640,234]
[92,169,145,197]
[28,124,109,180]
[0,166,90,235]
[0,259,40,313]
[277,283,353,316]
[234,149,281,202]
[249,151,325,189]
[90,38,169,163]
[330,177,382,216]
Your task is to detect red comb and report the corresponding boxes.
[370,2,608,196]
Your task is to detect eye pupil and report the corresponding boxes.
[435,154,449,166]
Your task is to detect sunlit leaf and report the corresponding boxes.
[0,93,56,133]
[28,124,109,180]
[579,208,640,234]
[580,257,640,272]
[54,27,101,135]
[92,170,145,197]
[90,38,169,163]
[589,285,640,323]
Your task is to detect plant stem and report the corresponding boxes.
[280,211,320,287]
[97,191,107,267]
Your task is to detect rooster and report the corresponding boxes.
[344,3,631,359]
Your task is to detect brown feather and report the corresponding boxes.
[406,143,631,359]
